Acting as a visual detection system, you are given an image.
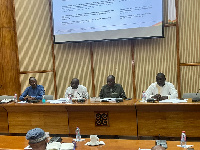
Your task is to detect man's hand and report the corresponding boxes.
[152,94,161,100]
[160,96,168,100]
[151,94,168,101]
[24,96,36,100]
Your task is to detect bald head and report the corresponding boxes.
[156,73,166,87]
[107,75,115,88]
[29,77,37,88]
[151,145,165,150]
[71,78,79,89]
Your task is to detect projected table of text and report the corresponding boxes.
[53,0,162,35]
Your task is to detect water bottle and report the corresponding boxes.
[142,91,146,101]
[181,131,186,147]
[14,94,17,103]
[75,127,81,141]
[68,94,72,103]
[42,95,46,104]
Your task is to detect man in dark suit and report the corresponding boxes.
[99,75,127,99]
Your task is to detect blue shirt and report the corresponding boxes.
[19,85,45,100]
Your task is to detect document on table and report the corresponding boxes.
[46,100,63,104]
[47,98,69,104]
[100,98,116,102]
[17,101,27,103]
[159,99,188,103]
[177,145,193,148]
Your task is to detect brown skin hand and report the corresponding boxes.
[24,96,36,100]
[151,94,168,101]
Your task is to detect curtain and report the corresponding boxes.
[168,0,176,24]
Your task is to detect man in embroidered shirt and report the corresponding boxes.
[145,73,178,100]
[26,128,47,150]
[99,75,127,99]
[65,78,89,99]
[19,77,44,101]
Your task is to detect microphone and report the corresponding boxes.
[77,92,81,98]
[195,89,200,96]
[197,89,200,95]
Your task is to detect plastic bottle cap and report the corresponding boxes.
[182,131,185,133]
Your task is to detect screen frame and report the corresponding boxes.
[51,0,165,44]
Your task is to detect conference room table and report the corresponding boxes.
[0,105,8,133]
[1,98,200,138]
[136,99,200,137]
[2,102,69,134]
[2,99,137,136]
[0,135,199,150]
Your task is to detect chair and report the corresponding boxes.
[0,96,14,100]
[182,93,200,99]
[44,95,54,100]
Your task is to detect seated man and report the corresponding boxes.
[26,128,48,150]
[99,75,127,99]
[65,78,88,99]
[151,145,165,150]
[145,73,178,100]
[19,77,44,101]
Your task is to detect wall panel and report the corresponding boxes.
[179,0,200,63]
[180,66,200,95]
[14,0,53,72]
[178,0,200,96]
[12,0,200,99]
[93,40,133,98]
[0,28,20,96]
[134,27,177,98]
[54,43,92,99]
[0,0,14,28]
[0,0,20,96]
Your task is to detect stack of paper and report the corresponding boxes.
[159,99,188,103]
[60,143,74,150]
